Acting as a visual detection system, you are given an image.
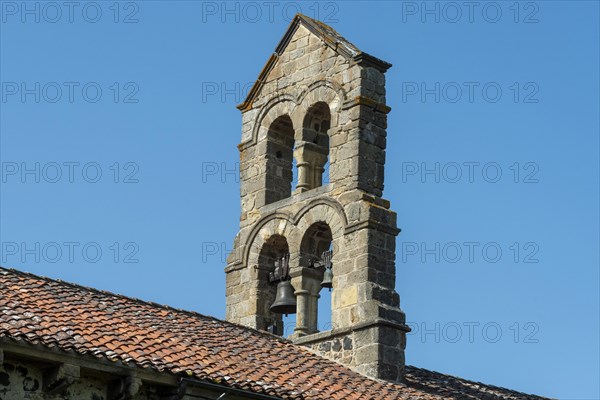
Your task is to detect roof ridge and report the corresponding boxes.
[0,266,289,344]
[295,13,359,54]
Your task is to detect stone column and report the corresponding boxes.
[294,142,311,192]
[294,142,329,192]
[311,152,328,188]
[290,267,323,337]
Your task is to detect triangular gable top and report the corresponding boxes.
[237,14,392,111]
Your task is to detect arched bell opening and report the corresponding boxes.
[296,102,331,192]
[265,115,295,205]
[299,222,334,334]
[300,221,333,265]
[256,235,290,334]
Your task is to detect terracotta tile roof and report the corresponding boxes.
[0,267,548,399]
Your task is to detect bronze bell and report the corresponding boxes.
[321,267,333,291]
[270,280,297,315]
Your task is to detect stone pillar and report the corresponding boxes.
[294,142,328,192]
[294,143,311,192]
[290,267,323,337]
[311,152,328,188]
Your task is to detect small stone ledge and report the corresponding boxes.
[260,184,332,214]
[224,261,244,273]
[341,96,391,114]
[292,318,410,346]
[345,220,400,236]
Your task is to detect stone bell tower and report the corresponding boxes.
[225,14,410,382]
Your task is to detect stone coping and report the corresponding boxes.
[291,318,411,345]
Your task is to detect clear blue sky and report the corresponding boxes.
[1,1,598,398]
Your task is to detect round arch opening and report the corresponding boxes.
[300,221,333,333]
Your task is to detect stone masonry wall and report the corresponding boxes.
[0,357,257,400]
[0,360,159,400]
[227,22,392,328]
